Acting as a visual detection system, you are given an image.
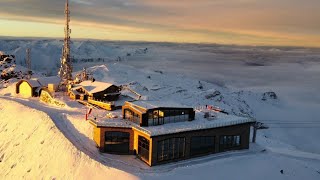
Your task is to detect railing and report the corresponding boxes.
[88,98,115,111]
[195,105,228,114]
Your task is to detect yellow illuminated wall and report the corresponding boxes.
[19,82,32,97]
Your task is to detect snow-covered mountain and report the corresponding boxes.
[1,39,320,179]
[0,52,29,87]
[0,39,150,75]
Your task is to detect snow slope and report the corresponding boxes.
[0,98,138,180]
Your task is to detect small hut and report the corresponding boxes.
[16,79,42,97]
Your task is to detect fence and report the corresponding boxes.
[88,98,115,111]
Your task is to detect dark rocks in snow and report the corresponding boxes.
[154,70,163,74]
[198,81,203,89]
[129,81,138,85]
[205,90,221,99]
[143,87,149,91]
[116,56,122,61]
[176,89,187,93]
[0,154,4,162]
[147,75,151,79]
[262,92,278,101]
[11,163,16,169]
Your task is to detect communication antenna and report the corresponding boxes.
[26,48,32,79]
[58,0,73,90]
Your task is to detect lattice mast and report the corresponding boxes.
[59,0,72,87]
[26,48,31,71]
[26,48,31,79]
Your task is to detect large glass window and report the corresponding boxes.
[157,137,185,162]
[124,109,140,124]
[190,136,215,156]
[219,135,241,151]
[105,131,130,154]
[148,109,190,126]
[138,136,150,161]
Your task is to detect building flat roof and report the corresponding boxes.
[91,111,255,137]
[127,100,190,110]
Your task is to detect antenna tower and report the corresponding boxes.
[58,0,72,88]
[26,48,31,79]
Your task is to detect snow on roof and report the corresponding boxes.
[37,76,60,86]
[93,112,255,137]
[127,100,189,110]
[25,79,42,87]
[79,80,114,94]
[92,119,134,129]
[139,113,255,136]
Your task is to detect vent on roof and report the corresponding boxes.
[204,111,217,121]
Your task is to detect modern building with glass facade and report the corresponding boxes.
[90,101,256,166]
[122,101,196,127]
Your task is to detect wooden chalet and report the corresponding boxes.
[16,79,42,97]
[69,80,120,101]
[16,77,60,97]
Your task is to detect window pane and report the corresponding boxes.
[157,137,186,162]
[190,136,215,156]
[219,135,241,151]
[138,136,150,161]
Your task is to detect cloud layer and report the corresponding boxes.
[0,0,319,47]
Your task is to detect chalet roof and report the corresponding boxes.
[25,79,42,87]
[37,76,60,86]
[79,80,114,94]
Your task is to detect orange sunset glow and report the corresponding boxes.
[0,0,319,47]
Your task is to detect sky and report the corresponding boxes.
[0,0,319,47]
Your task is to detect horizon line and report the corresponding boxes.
[1,35,319,49]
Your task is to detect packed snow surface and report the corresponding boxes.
[0,99,138,180]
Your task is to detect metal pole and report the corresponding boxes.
[252,125,257,143]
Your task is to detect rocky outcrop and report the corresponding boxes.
[205,90,221,99]
[262,92,278,101]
